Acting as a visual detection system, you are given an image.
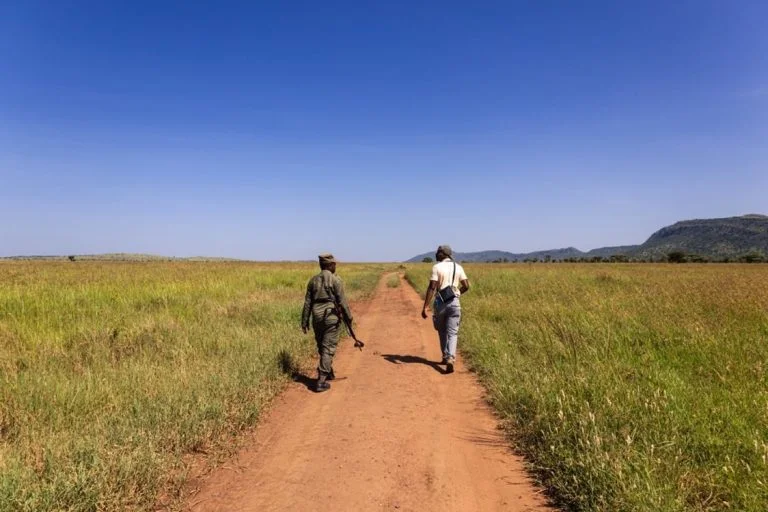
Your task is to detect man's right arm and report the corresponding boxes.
[301,280,313,332]
[421,264,439,319]
[421,280,438,319]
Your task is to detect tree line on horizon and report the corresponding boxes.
[421,250,767,264]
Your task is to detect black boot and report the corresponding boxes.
[315,374,331,393]
[327,368,336,381]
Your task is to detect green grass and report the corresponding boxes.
[386,274,401,288]
[0,261,386,511]
[406,263,768,511]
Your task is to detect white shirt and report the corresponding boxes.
[430,258,468,296]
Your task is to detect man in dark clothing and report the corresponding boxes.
[301,253,353,392]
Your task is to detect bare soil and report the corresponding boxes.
[184,274,552,511]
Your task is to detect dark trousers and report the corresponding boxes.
[313,317,340,376]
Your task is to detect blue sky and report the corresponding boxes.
[2,1,766,261]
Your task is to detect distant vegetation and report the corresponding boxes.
[407,214,768,263]
[405,263,768,511]
[0,253,243,262]
[0,261,385,511]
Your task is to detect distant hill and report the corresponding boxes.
[584,245,641,258]
[634,215,768,260]
[407,214,768,262]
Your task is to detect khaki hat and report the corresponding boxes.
[318,253,336,265]
[436,245,453,256]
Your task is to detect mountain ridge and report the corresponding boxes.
[407,214,768,262]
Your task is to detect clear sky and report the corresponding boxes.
[2,1,766,261]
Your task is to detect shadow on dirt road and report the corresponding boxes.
[380,353,447,374]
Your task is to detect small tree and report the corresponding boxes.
[667,251,686,263]
[422,257,433,263]
[68,255,76,262]
[740,251,765,263]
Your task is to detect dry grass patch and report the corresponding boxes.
[0,261,386,511]
[406,263,768,511]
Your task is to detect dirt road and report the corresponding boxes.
[185,274,551,511]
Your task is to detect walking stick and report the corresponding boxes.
[343,315,365,351]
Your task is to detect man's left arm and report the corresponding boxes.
[334,278,354,323]
[459,267,470,295]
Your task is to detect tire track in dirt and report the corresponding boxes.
[183,273,552,511]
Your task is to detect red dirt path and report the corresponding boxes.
[184,274,552,511]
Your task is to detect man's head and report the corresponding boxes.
[435,245,453,262]
[318,253,337,273]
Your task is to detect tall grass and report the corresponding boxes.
[406,263,768,511]
[0,261,385,511]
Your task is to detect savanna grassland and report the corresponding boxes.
[0,261,385,511]
[407,263,768,511]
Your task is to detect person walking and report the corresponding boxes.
[421,245,470,373]
[301,253,354,392]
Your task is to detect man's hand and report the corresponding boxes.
[421,308,429,320]
[302,325,309,334]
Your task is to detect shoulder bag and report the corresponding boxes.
[437,261,457,303]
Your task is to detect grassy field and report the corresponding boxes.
[406,263,768,511]
[0,261,385,511]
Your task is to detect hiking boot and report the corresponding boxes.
[440,357,449,365]
[446,357,455,374]
[315,376,331,393]
[327,369,336,381]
